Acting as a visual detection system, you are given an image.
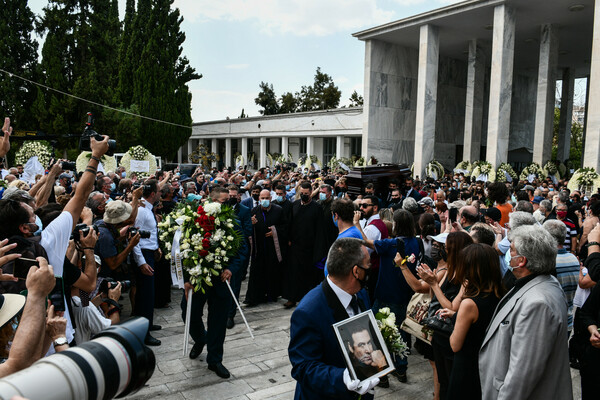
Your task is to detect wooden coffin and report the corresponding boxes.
[346,164,411,198]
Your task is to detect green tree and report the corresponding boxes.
[255,82,279,115]
[349,90,364,107]
[0,0,39,129]
[297,67,341,111]
[552,107,583,167]
[117,0,143,106]
[279,92,299,113]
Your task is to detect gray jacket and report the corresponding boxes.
[479,274,573,400]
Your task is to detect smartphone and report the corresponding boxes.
[13,257,39,280]
[49,278,66,312]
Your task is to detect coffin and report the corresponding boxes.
[346,164,411,198]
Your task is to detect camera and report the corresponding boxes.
[61,161,76,171]
[71,223,99,242]
[100,277,131,293]
[128,227,151,239]
[79,112,117,156]
[0,317,155,400]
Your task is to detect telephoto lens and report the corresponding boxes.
[0,317,155,400]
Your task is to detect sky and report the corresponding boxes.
[27,0,466,123]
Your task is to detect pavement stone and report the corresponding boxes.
[121,281,583,400]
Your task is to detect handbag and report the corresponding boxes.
[400,292,433,345]
[422,313,454,337]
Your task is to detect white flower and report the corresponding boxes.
[203,202,222,216]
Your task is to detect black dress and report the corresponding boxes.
[447,293,500,400]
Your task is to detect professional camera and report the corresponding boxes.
[128,227,151,239]
[71,223,99,242]
[79,112,116,156]
[61,161,77,171]
[0,317,155,400]
[99,277,131,293]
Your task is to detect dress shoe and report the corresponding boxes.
[283,300,296,309]
[208,362,230,379]
[189,342,204,359]
[393,370,407,383]
[144,334,161,346]
[226,317,235,329]
[150,324,162,331]
[378,375,389,388]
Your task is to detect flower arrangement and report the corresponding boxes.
[234,153,244,168]
[454,160,472,175]
[353,156,366,167]
[558,162,567,178]
[519,162,546,182]
[189,144,219,169]
[158,201,243,293]
[543,161,561,184]
[15,141,52,167]
[120,145,157,179]
[76,152,117,174]
[471,161,496,182]
[568,167,600,194]
[375,308,409,360]
[496,163,518,183]
[399,254,416,266]
[298,155,322,170]
[426,160,445,180]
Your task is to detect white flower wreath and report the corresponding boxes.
[76,152,117,174]
[542,161,561,184]
[568,167,600,194]
[426,160,445,180]
[496,163,518,183]
[119,145,157,179]
[471,161,496,182]
[15,141,52,167]
[519,163,546,182]
[454,160,472,175]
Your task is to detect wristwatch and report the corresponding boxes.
[53,336,68,347]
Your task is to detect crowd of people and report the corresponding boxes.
[1,114,600,398]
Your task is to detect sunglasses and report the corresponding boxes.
[359,203,373,208]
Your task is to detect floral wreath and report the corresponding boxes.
[453,160,472,175]
[567,167,600,195]
[76,152,117,174]
[519,163,546,182]
[425,160,445,180]
[119,145,157,179]
[471,161,496,182]
[15,141,52,167]
[495,163,518,183]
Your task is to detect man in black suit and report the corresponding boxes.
[241,185,262,209]
[404,177,423,201]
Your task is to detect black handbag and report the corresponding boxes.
[422,313,454,337]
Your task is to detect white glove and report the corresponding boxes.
[343,368,380,395]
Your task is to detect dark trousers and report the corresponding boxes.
[228,254,249,319]
[580,343,600,399]
[432,333,454,400]
[181,281,232,365]
[154,254,172,307]
[133,249,155,334]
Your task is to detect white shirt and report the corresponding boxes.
[362,214,383,255]
[71,296,111,344]
[133,200,159,266]
[327,276,359,317]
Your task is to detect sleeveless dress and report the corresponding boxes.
[447,292,501,400]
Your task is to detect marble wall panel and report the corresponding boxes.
[509,74,537,152]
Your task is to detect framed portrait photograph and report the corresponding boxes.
[333,310,395,383]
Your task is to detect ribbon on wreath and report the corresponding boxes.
[170,218,186,289]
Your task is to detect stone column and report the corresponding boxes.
[224,138,232,169]
[211,138,218,168]
[281,137,289,159]
[413,24,439,179]
[463,39,485,162]
[557,68,575,163]
[486,4,515,168]
[584,1,600,170]
[240,137,248,166]
[259,137,267,168]
[533,24,559,165]
[307,136,314,157]
[187,140,193,163]
[336,135,344,159]
[177,147,182,164]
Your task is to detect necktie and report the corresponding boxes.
[350,295,360,315]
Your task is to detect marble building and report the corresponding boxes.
[353,0,596,178]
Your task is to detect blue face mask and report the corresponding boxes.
[187,194,201,202]
[241,180,247,185]
[319,193,327,201]
[260,199,270,208]
[285,185,290,190]
[275,196,283,203]
[121,172,126,178]
[332,214,338,228]
[34,215,43,236]
[110,182,116,191]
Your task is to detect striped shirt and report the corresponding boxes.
[555,249,580,331]
[561,219,577,252]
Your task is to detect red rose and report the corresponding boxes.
[199,250,208,256]
[204,232,211,238]
[209,215,216,222]
[202,238,210,249]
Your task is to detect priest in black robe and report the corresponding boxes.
[246,189,288,305]
[283,182,327,308]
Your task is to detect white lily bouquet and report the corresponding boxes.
[568,167,600,195]
[454,160,472,175]
[519,162,546,183]
[375,307,409,360]
[471,161,496,182]
[496,163,518,183]
[15,141,52,167]
[120,145,157,179]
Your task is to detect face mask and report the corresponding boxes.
[557,210,567,219]
[252,193,259,201]
[275,196,283,203]
[319,193,327,201]
[285,185,290,190]
[301,194,310,203]
[241,180,247,185]
[353,266,369,289]
[121,172,126,178]
[510,194,516,203]
[110,182,116,191]
[228,197,238,206]
[187,194,201,202]
[431,247,446,262]
[34,215,43,236]
[332,214,338,228]
[260,199,270,208]
[266,173,271,179]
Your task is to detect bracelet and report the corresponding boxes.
[81,247,94,251]
[107,306,120,317]
[85,167,97,174]
[90,155,101,162]
[587,242,600,248]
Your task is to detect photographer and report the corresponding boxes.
[86,191,107,222]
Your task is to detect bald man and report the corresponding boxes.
[459,205,480,232]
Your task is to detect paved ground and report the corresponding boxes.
[122,282,583,400]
